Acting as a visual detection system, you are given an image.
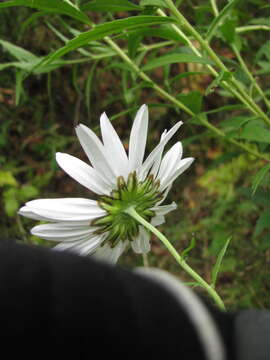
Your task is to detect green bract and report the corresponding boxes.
[94,172,162,246]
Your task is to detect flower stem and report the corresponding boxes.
[125,207,226,310]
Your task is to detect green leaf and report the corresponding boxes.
[0,40,38,62]
[142,53,213,71]
[211,236,232,287]
[220,116,255,131]
[81,0,143,12]
[203,104,245,115]
[37,16,176,69]
[0,0,91,24]
[127,25,186,57]
[85,62,98,118]
[255,210,270,236]
[205,70,232,96]
[239,122,270,143]
[181,234,196,258]
[252,163,270,195]
[140,0,167,7]
[177,91,203,114]
[0,171,18,187]
[19,185,39,201]
[3,188,19,217]
[206,0,239,42]
[220,18,237,44]
[169,71,209,84]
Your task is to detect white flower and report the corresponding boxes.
[18,105,194,263]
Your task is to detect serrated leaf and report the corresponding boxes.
[0,0,91,24]
[142,53,213,71]
[81,0,143,12]
[36,16,176,69]
[252,163,270,195]
[211,236,232,287]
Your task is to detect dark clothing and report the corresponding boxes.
[0,241,267,359]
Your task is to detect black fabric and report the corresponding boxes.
[235,310,270,360]
[0,241,234,359]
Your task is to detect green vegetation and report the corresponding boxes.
[0,0,270,309]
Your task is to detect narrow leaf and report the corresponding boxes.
[81,0,143,12]
[142,53,213,71]
[36,16,176,68]
[206,0,239,42]
[255,211,270,236]
[252,163,270,194]
[239,123,270,143]
[211,236,232,287]
[0,40,38,62]
[0,0,91,25]
[140,0,167,7]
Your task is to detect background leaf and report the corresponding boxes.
[0,0,91,24]
[81,0,143,12]
[142,53,213,71]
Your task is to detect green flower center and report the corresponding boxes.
[92,172,162,247]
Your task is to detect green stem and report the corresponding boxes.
[236,25,270,33]
[163,0,270,127]
[104,36,269,162]
[210,0,219,17]
[156,10,261,114]
[125,207,225,310]
[208,3,270,112]
[231,43,270,110]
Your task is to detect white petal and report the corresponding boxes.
[25,198,106,222]
[160,157,194,191]
[139,121,183,181]
[131,227,151,254]
[75,124,117,185]
[56,152,111,195]
[54,234,104,256]
[151,215,165,226]
[100,112,128,177]
[128,104,149,172]
[31,222,98,242]
[157,142,182,183]
[150,129,167,178]
[94,240,127,264]
[18,206,51,221]
[151,202,177,216]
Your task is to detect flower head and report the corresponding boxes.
[19,105,194,263]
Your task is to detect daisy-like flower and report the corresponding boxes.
[19,105,194,263]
